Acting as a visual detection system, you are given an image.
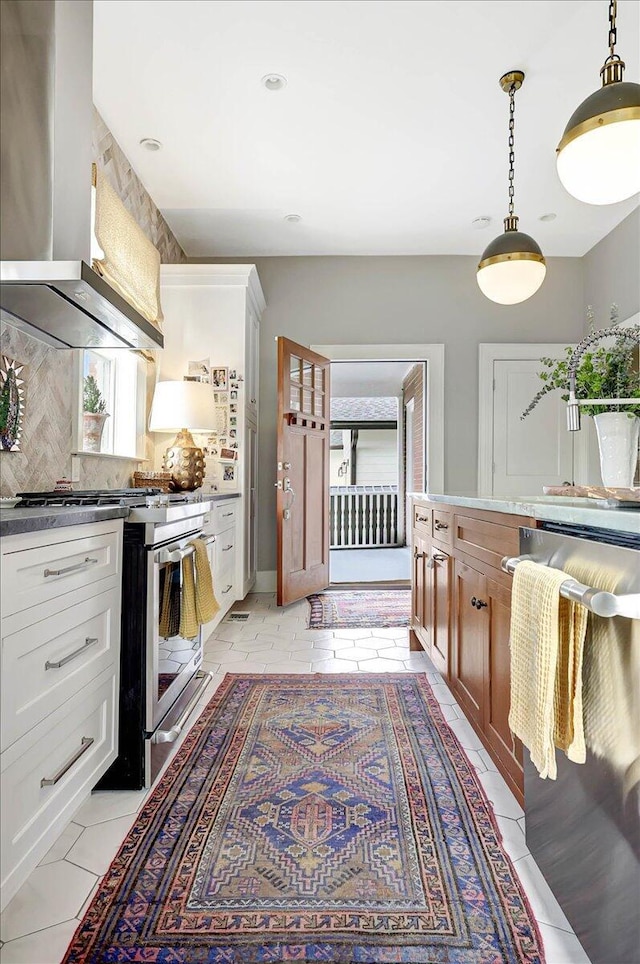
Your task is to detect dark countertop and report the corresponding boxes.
[0,505,130,537]
[0,491,242,538]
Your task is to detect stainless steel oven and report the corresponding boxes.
[147,524,214,734]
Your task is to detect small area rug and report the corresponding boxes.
[63,674,543,963]
[307,589,411,629]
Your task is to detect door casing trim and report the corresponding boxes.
[312,343,445,495]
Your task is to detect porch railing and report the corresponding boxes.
[330,485,399,548]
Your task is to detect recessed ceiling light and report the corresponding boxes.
[539,212,557,222]
[284,214,302,223]
[140,138,162,152]
[471,216,492,230]
[262,73,287,91]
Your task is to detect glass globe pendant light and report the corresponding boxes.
[557,0,640,205]
[477,71,546,306]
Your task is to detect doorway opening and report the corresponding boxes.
[328,360,426,587]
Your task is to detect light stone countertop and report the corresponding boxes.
[409,493,640,537]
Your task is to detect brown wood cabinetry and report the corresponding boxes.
[411,498,530,805]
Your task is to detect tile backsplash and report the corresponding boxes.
[0,111,186,497]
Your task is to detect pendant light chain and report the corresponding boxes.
[507,84,516,218]
[608,0,617,58]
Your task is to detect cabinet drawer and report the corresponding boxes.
[2,527,121,619]
[432,508,452,545]
[211,500,238,533]
[453,513,520,571]
[413,503,431,537]
[1,671,117,906]
[1,588,120,752]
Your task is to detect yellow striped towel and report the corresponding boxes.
[190,538,220,624]
[552,567,589,765]
[179,554,199,640]
[508,560,581,780]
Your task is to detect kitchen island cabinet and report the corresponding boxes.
[410,498,532,803]
[410,491,640,805]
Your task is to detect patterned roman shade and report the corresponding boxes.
[92,165,163,327]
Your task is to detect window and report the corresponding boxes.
[75,349,147,459]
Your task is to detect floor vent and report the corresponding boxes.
[227,612,251,622]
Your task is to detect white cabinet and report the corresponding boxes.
[0,520,123,910]
[201,499,239,639]
[160,265,265,598]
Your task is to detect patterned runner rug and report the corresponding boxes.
[307,589,411,628]
[64,674,543,964]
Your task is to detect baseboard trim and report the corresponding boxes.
[255,570,277,593]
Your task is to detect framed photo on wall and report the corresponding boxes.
[211,367,228,390]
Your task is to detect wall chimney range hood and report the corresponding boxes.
[0,0,163,351]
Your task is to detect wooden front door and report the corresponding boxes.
[276,337,331,607]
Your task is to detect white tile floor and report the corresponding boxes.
[0,593,591,964]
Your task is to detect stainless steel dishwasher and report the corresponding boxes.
[511,523,640,964]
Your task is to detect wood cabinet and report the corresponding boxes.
[411,498,530,804]
[160,264,266,599]
[1,520,123,910]
[410,530,450,676]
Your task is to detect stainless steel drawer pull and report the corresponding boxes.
[416,515,428,523]
[222,584,233,594]
[434,520,449,530]
[432,553,448,563]
[222,544,233,552]
[43,557,98,578]
[40,737,94,787]
[222,512,234,518]
[45,637,99,670]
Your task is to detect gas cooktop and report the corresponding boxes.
[14,488,191,508]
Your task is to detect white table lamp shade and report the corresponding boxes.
[149,380,214,432]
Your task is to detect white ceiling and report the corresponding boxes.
[331,361,415,397]
[93,0,639,258]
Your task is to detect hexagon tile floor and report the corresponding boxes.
[0,593,592,964]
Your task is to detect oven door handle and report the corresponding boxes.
[152,671,213,743]
[155,535,215,564]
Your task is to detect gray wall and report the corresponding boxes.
[199,255,585,572]
[583,208,640,327]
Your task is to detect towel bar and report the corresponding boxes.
[501,556,640,619]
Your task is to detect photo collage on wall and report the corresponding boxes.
[185,359,241,489]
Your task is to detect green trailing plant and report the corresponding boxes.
[521,307,640,421]
[83,374,107,414]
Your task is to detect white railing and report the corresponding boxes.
[330,485,399,548]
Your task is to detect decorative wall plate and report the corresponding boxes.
[0,356,25,452]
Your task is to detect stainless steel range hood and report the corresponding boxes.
[0,0,163,350]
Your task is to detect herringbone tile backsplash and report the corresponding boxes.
[0,112,185,497]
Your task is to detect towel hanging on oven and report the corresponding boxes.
[159,562,180,639]
[179,539,219,639]
[190,538,220,624]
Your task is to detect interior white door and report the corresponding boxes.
[492,356,574,496]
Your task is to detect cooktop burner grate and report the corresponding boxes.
[15,487,179,508]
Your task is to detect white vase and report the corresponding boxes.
[82,411,109,453]
[593,413,640,488]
